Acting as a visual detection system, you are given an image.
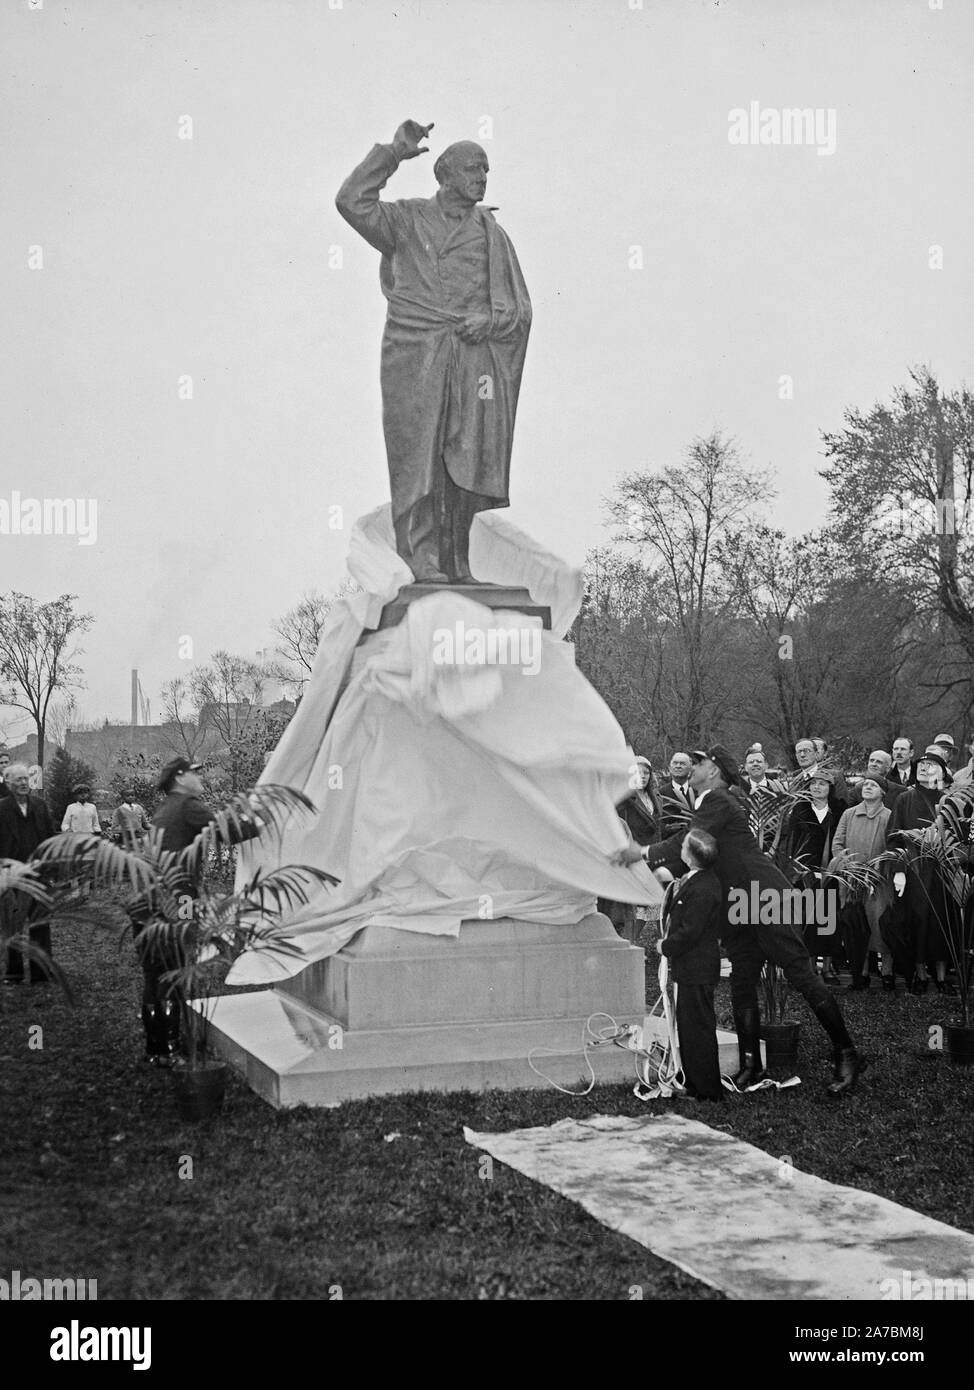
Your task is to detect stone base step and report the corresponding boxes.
[199,991,646,1108]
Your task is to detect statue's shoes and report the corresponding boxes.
[411,569,451,584]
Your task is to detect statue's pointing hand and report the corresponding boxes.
[392,120,434,160]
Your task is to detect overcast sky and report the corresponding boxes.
[2,0,972,739]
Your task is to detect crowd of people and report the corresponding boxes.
[0,752,263,1071]
[3,729,973,1096]
[608,731,974,1102]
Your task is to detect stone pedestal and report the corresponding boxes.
[375,581,551,631]
[202,914,645,1108]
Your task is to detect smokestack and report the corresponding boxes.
[131,669,138,727]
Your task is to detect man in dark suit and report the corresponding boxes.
[741,748,787,853]
[888,736,917,787]
[616,744,863,1096]
[0,750,11,801]
[658,827,725,1101]
[0,762,56,984]
[657,751,696,838]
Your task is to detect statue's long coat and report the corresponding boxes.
[337,144,532,525]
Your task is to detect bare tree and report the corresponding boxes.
[0,593,93,767]
[46,695,78,753]
[271,581,359,696]
[822,366,974,687]
[190,652,267,790]
[605,431,773,745]
[159,678,209,760]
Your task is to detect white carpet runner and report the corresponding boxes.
[465,1113,974,1300]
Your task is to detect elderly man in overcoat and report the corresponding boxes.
[1,762,55,984]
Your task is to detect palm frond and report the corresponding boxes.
[171,785,315,887]
[0,859,52,910]
[31,834,155,894]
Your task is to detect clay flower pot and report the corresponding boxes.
[171,1062,230,1122]
[946,1023,974,1066]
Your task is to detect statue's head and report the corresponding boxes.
[433,141,489,205]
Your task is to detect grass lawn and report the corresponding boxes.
[1,905,972,1300]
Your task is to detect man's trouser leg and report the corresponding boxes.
[393,495,447,583]
[442,471,482,583]
[756,917,861,1093]
[841,901,870,982]
[675,983,723,1100]
[26,918,52,983]
[722,923,768,1087]
[5,894,51,983]
[133,920,181,1062]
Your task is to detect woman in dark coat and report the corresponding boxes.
[786,771,843,976]
[886,747,957,993]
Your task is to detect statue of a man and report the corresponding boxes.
[337,120,532,583]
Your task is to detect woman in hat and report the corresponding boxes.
[61,784,102,835]
[886,747,956,993]
[786,770,842,980]
[828,774,895,990]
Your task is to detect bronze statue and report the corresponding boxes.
[337,120,532,584]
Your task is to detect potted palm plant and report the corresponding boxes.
[759,963,800,1076]
[35,785,339,1117]
[879,795,974,1064]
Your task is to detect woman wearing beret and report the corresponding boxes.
[828,775,894,990]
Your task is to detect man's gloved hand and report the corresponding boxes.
[893,871,907,897]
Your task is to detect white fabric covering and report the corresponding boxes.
[229,506,661,985]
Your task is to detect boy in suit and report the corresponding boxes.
[659,827,724,1101]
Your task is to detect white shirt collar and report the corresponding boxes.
[694,788,712,810]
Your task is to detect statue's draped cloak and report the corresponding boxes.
[336,144,532,524]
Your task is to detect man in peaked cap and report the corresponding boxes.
[133,758,261,1066]
[616,743,864,1097]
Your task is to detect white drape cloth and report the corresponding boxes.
[228,506,661,984]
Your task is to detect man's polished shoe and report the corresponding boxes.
[825,1047,865,1097]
